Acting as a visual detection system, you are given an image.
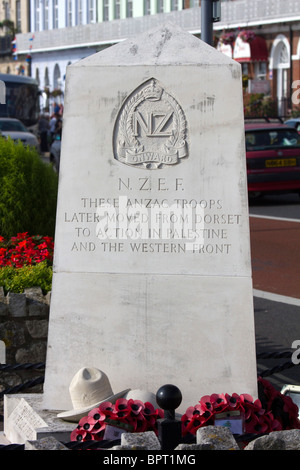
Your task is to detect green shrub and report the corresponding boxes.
[0,261,52,294]
[0,137,58,239]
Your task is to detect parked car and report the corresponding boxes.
[0,117,39,150]
[50,134,61,172]
[245,122,300,197]
[284,118,300,133]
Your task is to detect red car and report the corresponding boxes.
[245,123,300,197]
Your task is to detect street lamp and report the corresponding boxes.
[201,0,221,46]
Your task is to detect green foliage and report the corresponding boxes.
[290,105,300,117]
[0,137,58,239]
[0,261,52,294]
[243,92,278,118]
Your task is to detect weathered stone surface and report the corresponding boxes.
[111,444,147,450]
[175,442,212,450]
[244,434,286,450]
[0,287,7,316]
[0,302,8,316]
[272,429,300,450]
[15,342,47,363]
[0,321,26,347]
[24,287,45,302]
[0,287,5,302]
[121,431,161,450]
[25,436,70,450]
[25,287,49,316]
[0,289,49,388]
[28,301,49,317]
[196,425,239,450]
[26,320,48,338]
[7,293,26,317]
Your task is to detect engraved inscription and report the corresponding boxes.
[62,177,243,258]
[113,78,188,169]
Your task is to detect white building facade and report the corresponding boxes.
[28,0,99,109]
[27,0,187,110]
[14,0,300,116]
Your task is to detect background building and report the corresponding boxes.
[0,0,30,74]
[7,0,300,116]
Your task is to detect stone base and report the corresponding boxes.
[3,393,74,445]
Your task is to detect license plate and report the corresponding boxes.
[265,158,297,168]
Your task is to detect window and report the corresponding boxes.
[114,0,121,19]
[44,0,49,29]
[144,0,151,15]
[171,0,179,9]
[53,63,61,90]
[254,62,267,81]
[126,0,133,17]
[44,67,50,87]
[3,1,10,19]
[245,129,300,151]
[157,0,164,13]
[87,0,96,23]
[241,63,249,76]
[16,0,21,32]
[78,0,83,24]
[34,0,40,30]
[103,0,109,21]
[67,0,73,26]
[53,0,59,28]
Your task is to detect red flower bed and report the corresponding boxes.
[0,232,54,268]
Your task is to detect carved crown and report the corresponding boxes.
[143,80,163,101]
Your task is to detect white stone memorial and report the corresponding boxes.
[43,23,257,415]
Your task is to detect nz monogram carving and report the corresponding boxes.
[113,78,188,169]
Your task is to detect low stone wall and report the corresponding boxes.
[0,287,50,395]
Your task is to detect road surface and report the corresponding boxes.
[249,200,300,391]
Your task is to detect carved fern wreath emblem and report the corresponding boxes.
[113,78,188,169]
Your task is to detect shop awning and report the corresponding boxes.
[233,35,268,62]
[217,41,233,58]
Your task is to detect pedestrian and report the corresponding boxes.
[38,113,49,153]
[49,110,59,143]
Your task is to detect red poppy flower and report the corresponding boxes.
[115,398,129,410]
[127,399,145,415]
[181,402,213,436]
[97,401,114,414]
[134,415,148,433]
[183,414,205,435]
[262,411,282,432]
[210,393,228,412]
[88,406,109,422]
[245,410,271,434]
[113,399,131,420]
[225,393,243,410]
[142,402,163,419]
[184,405,201,419]
[78,415,101,432]
[70,427,92,442]
[199,395,213,410]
